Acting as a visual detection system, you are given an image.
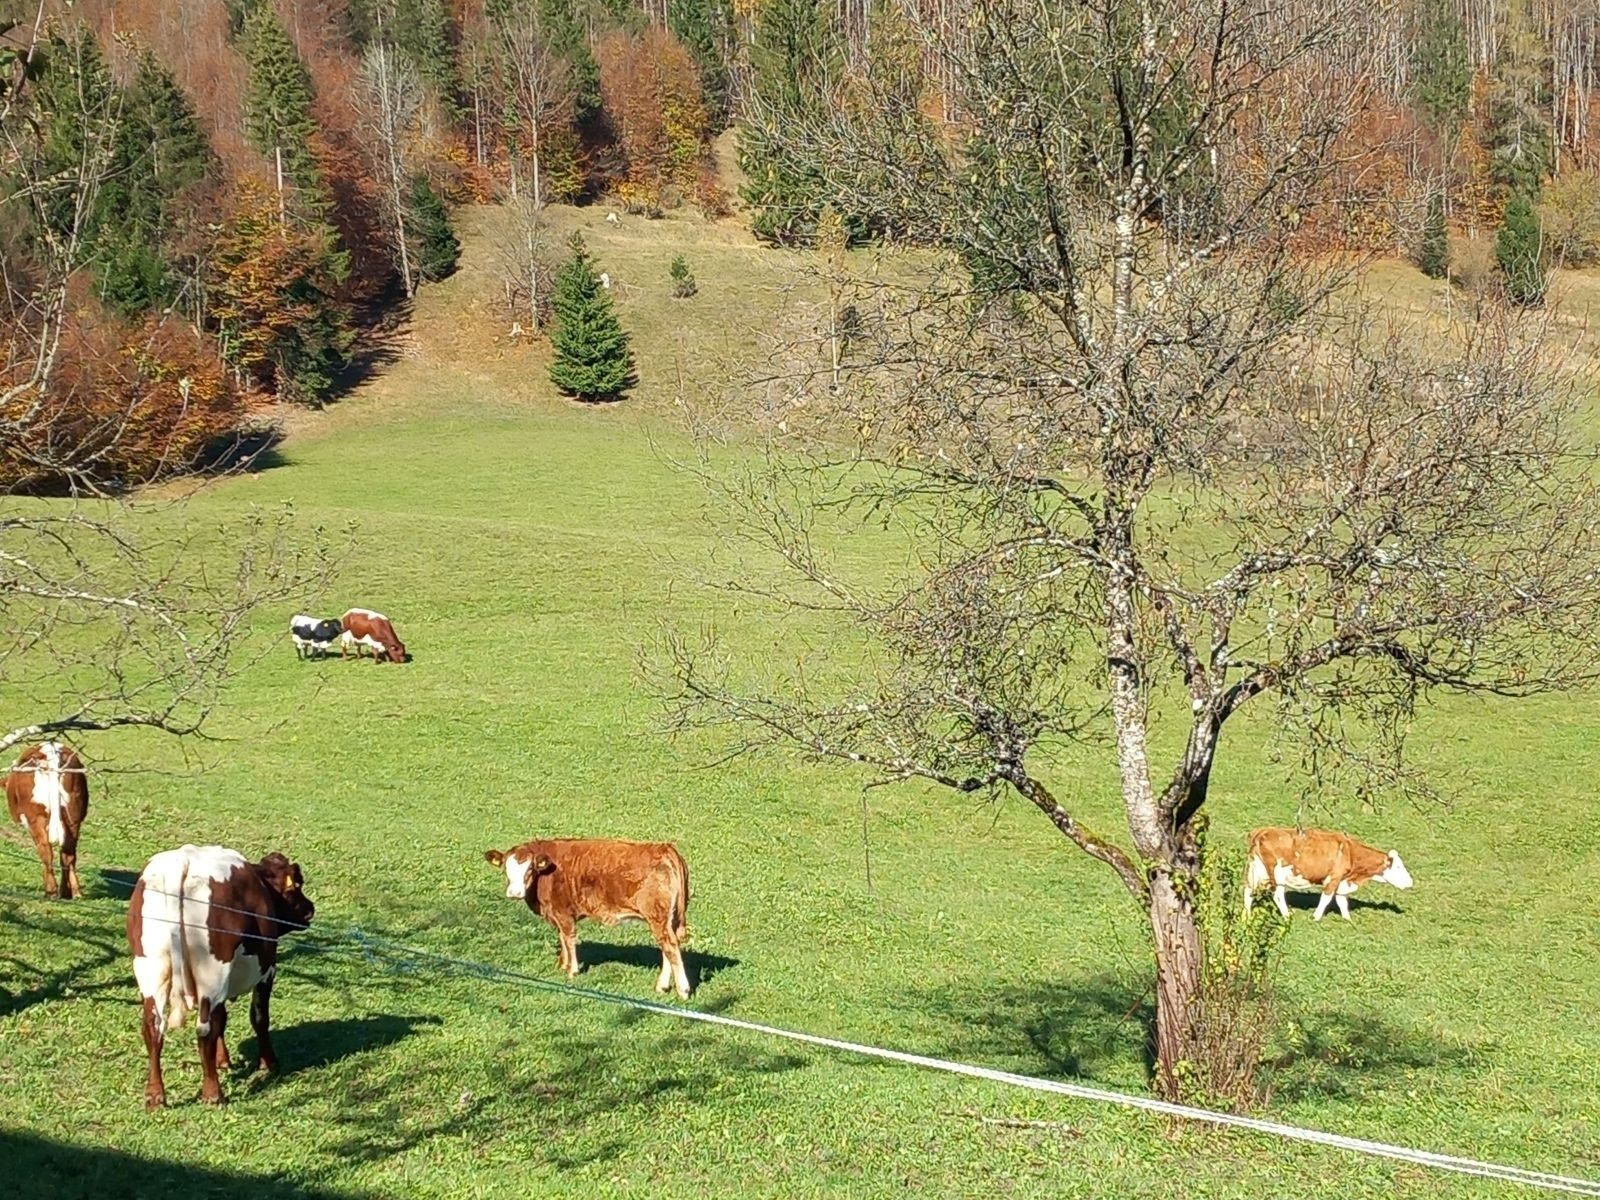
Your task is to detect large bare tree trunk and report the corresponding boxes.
[1149,870,1203,1095]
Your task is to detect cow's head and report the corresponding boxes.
[1380,850,1413,890]
[256,852,316,930]
[485,848,553,899]
[382,634,408,663]
[315,619,342,641]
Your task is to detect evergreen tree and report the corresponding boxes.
[1411,0,1471,136]
[27,28,119,246]
[539,0,602,121]
[1485,0,1553,199]
[668,0,733,129]
[668,254,697,298]
[1417,189,1450,279]
[396,0,461,106]
[242,5,323,197]
[212,187,353,404]
[739,0,844,245]
[409,175,461,281]
[1496,191,1547,305]
[548,233,634,401]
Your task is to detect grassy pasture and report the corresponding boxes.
[1,205,1598,1199]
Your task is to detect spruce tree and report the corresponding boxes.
[396,0,461,106]
[1411,0,1471,137]
[549,233,634,402]
[29,28,118,246]
[668,254,697,298]
[668,0,733,129]
[1496,191,1547,305]
[409,175,461,281]
[1485,1,1553,199]
[1417,190,1450,280]
[539,0,602,121]
[739,0,843,245]
[242,5,322,196]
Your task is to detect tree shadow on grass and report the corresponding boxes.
[296,990,808,1172]
[910,974,1156,1086]
[1,1129,365,1200]
[909,974,1472,1105]
[1262,1007,1476,1103]
[0,905,128,1018]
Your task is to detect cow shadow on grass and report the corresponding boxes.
[1280,891,1406,917]
[1,1128,363,1200]
[575,939,740,989]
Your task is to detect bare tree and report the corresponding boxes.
[2,11,339,761]
[356,39,425,298]
[494,0,570,210]
[659,0,1600,1100]
[493,195,555,333]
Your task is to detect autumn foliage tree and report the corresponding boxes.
[596,26,707,213]
[211,185,353,404]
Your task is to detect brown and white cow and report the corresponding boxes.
[1244,826,1413,921]
[6,742,90,899]
[485,838,692,998]
[341,607,407,663]
[127,844,315,1110]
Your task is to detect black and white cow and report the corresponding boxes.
[289,615,343,660]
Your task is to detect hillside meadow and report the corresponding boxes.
[1,204,1598,1199]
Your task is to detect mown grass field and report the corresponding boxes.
[2,202,1598,1199]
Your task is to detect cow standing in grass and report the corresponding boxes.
[1244,827,1413,920]
[6,742,89,899]
[485,838,693,998]
[290,615,343,659]
[127,845,315,1110]
[341,608,407,663]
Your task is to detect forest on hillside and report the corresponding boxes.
[3,0,1599,491]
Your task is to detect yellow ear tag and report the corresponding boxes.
[284,878,297,893]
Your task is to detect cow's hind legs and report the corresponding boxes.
[1273,886,1291,918]
[1335,892,1352,921]
[140,996,167,1111]
[29,822,58,899]
[60,832,82,899]
[197,999,227,1105]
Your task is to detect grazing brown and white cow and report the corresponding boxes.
[341,607,407,663]
[485,838,692,998]
[127,845,314,1110]
[6,742,90,899]
[1244,826,1413,921]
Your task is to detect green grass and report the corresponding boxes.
[2,206,1599,1200]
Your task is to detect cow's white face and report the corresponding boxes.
[504,852,531,899]
[1381,851,1413,889]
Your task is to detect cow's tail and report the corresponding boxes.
[1243,842,1269,910]
[671,848,690,943]
[166,860,196,1030]
[36,743,67,848]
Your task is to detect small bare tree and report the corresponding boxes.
[493,0,570,210]
[2,10,338,761]
[493,195,555,332]
[356,39,425,298]
[660,0,1600,1100]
